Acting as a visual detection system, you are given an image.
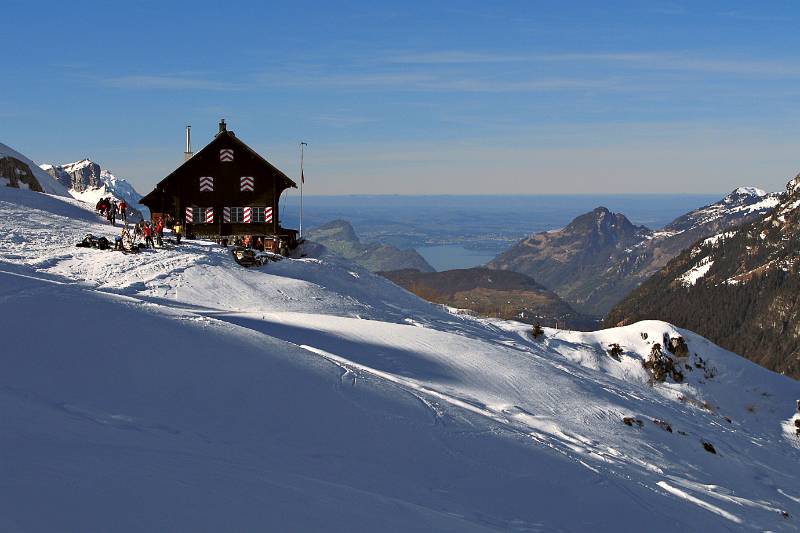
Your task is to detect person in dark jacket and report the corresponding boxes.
[107,201,116,225]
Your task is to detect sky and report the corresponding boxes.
[3,0,800,195]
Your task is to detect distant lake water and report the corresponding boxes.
[287,193,726,271]
[416,244,498,272]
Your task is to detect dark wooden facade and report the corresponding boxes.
[140,121,298,246]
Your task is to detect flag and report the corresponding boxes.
[301,169,305,184]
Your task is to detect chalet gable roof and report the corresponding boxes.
[141,130,297,204]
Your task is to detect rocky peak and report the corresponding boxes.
[785,173,800,196]
[45,159,103,192]
[306,219,434,273]
[724,187,767,203]
[564,206,648,245]
[309,219,359,243]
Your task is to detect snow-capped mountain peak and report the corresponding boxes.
[729,186,767,198]
[41,158,148,221]
[60,158,95,173]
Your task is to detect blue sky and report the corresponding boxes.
[3,0,800,194]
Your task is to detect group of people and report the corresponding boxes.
[133,217,182,248]
[95,197,128,225]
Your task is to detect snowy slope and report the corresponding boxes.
[1,186,799,532]
[0,142,70,196]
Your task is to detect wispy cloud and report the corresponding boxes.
[101,74,242,91]
[387,50,800,78]
[313,113,376,127]
[259,71,620,93]
[723,10,793,22]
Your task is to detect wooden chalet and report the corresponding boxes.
[140,120,298,249]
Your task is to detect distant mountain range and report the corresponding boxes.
[605,176,800,378]
[306,219,434,272]
[379,267,598,330]
[41,159,148,221]
[488,188,779,315]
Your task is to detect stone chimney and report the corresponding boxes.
[219,118,227,134]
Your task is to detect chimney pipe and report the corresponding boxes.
[184,125,193,161]
[219,118,227,134]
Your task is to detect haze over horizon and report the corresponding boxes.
[4,0,800,195]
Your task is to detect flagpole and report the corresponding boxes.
[300,141,307,239]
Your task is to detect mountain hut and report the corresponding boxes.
[140,120,298,250]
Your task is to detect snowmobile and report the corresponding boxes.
[231,246,283,267]
[232,246,260,267]
[76,234,110,250]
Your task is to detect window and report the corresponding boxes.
[230,207,244,223]
[251,207,273,223]
[196,207,213,223]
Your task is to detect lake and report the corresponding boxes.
[416,244,498,272]
[284,193,725,271]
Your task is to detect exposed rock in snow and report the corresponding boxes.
[0,142,70,197]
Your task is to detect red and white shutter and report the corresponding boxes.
[243,207,252,223]
[223,206,231,223]
[265,207,273,223]
[240,176,254,192]
[205,207,214,223]
[199,176,214,192]
[185,207,193,223]
[220,149,234,162]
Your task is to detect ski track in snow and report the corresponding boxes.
[1,187,800,532]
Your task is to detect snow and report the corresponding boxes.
[732,186,767,197]
[679,258,714,287]
[702,231,736,247]
[1,185,799,532]
[729,194,781,214]
[0,142,70,197]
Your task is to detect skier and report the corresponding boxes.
[118,200,127,223]
[143,222,154,248]
[173,222,182,244]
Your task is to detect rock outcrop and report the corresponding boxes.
[306,219,435,273]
